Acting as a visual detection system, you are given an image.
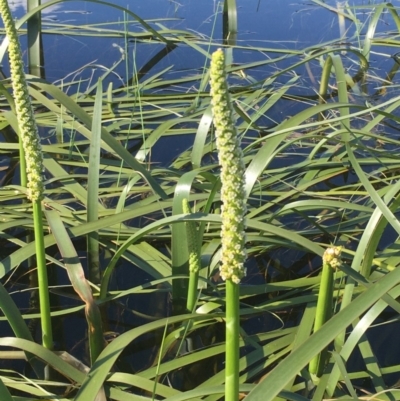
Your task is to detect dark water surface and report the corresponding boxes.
[5,0,397,85]
[2,0,396,152]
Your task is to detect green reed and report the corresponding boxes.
[0,0,52,354]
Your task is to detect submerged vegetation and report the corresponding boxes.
[1,0,400,400]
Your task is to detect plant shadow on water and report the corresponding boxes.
[0,0,400,400]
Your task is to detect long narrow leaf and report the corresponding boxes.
[87,80,103,284]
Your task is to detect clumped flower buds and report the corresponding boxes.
[210,49,246,284]
[183,198,201,274]
[323,246,342,270]
[0,0,44,202]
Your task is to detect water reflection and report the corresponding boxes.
[8,0,64,15]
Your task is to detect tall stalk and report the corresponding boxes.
[210,48,247,401]
[223,0,238,46]
[27,0,44,78]
[0,0,52,351]
[309,246,342,379]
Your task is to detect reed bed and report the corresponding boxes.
[0,1,400,401]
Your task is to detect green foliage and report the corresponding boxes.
[0,1,400,400]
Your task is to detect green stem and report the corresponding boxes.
[309,246,342,378]
[318,55,333,104]
[33,200,53,350]
[223,0,238,46]
[226,280,240,401]
[186,268,199,313]
[27,0,44,78]
[309,261,333,377]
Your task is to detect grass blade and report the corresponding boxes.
[0,377,12,401]
[87,79,103,284]
[45,210,104,365]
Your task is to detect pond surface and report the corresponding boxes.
[5,1,398,87]
[2,0,398,161]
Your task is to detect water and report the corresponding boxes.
[2,0,398,138]
[4,1,398,86]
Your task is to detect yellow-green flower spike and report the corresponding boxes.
[0,0,44,202]
[210,49,246,284]
[323,246,342,270]
[183,198,201,313]
[183,198,201,274]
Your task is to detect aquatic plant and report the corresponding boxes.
[0,1,400,401]
[183,198,201,313]
[0,0,52,354]
[210,47,247,401]
[210,48,247,285]
[309,246,342,378]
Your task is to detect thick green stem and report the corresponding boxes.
[309,262,333,377]
[186,270,199,313]
[226,280,240,401]
[27,0,44,78]
[33,201,53,350]
[309,246,342,378]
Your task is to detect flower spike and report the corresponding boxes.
[0,0,44,202]
[210,48,247,283]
